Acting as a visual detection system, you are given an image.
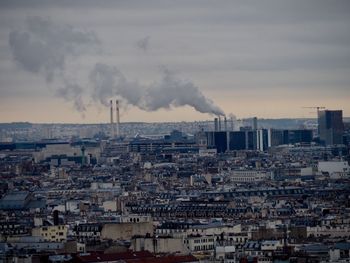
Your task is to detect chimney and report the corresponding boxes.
[231,117,234,131]
[214,118,219,132]
[253,117,258,130]
[110,100,115,138]
[224,116,228,131]
[116,100,120,138]
[218,116,222,131]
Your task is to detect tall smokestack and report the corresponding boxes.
[253,117,258,130]
[116,100,120,138]
[224,116,228,131]
[218,116,222,131]
[110,100,115,138]
[214,118,219,132]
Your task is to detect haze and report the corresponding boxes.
[0,0,349,123]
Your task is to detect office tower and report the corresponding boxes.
[228,131,246,150]
[205,131,228,153]
[282,129,313,145]
[318,110,344,145]
[256,129,269,151]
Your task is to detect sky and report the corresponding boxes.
[0,0,349,123]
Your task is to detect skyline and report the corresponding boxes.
[1,0,350,123]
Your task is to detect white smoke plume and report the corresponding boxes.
[9,17,224,117]
[8,16,99,113]
[9,16,99,82]
[89,63,225,116]
[56,82,86,113]
[228,113,237,121]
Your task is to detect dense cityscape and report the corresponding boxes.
[1,1,350,262]
[0,107,349,262]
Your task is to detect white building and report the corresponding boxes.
[307,225,350,238]
[33,143,101,163]
[199,148,217,157]
[318,161,350,179]
[215,240,236,263]
[230,170,272,183]
[185,235,215,252]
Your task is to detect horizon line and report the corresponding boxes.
[1,116,350,125]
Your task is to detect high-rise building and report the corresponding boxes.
[229,131,246,150]
[318,110,344,145]
[282,129,313,145]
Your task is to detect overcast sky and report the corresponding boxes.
[0,0,349,123]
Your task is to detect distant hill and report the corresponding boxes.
[0,122,32,129]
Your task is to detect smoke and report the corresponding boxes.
[228,113,237,121]
[9,16,98,82]
[9,17,225,117]
[56,82,86,113]
[89,63,225,116]
[136,36,150,52]
[8,16,99,113]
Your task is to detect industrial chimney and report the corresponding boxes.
[110,100,115,138]
[214,118,219,132]
[116,100,120,138]
[253,117,258,130]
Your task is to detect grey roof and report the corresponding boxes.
[301,244,329,253]
[1,191,29,201]
[335,242,350,250]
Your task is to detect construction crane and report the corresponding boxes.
[302,106,326,117]
[302,106,326,136]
